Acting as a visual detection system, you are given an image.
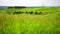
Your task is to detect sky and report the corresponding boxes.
[0,0,60,7]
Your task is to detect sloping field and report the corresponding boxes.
[0,7,60,34]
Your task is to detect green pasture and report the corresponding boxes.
[0,7,60,34]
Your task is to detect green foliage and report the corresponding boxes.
[0,7,60,34]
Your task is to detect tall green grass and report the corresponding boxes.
[0,7,60,34]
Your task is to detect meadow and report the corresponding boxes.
[0,7,60,34]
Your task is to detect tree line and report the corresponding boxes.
[13,11,42,15]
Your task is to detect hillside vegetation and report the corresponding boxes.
[0,7,60,34]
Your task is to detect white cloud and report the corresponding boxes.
[0,0,60,6]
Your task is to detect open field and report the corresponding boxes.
[0,7,60,34]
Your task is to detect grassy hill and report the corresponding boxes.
[0,7,60,34]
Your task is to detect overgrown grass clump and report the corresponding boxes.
[0,7,60,34]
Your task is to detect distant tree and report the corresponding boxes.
[29,12,33,14]
[8,6,26,9]
[13,11,24,14]
[8,6,15,9]
[39,12,42,14]
[25,12,33,14]
[35,12,38,14]
[15,6,26,8]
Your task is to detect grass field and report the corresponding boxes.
[0,7,60,34]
